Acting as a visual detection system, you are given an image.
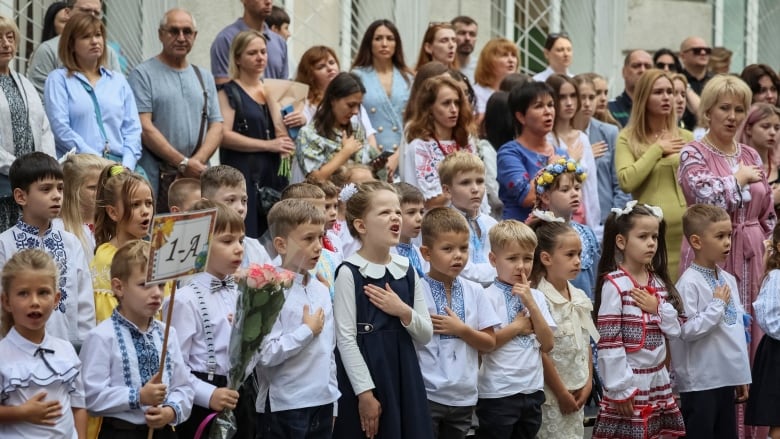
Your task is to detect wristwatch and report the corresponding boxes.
[178,157,189,173]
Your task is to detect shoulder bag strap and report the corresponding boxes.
[190,64,208,156]
[77,78,110,156]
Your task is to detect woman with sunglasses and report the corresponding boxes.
[652,48,682,73]
[532,32,573,82]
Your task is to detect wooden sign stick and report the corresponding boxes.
[147,282,178,439]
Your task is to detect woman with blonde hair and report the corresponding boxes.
[615,68,692,279]
[415,23,458,70]
[472,38,518,115]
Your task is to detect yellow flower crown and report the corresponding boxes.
[535,158,586,194]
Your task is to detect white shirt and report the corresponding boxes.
[80,312,193,425]
[256,273,340,412]
[0,328,84,439]
[163,272,237,407]
[0,220,95,347]
[334,219,361,259]
[51,218,96,257]
[459,211,498,286]
[334,253,433,395]
[479,282,557,397]
[754,269,780,339]
[473,83,494,115]
[417,276,501,406]
[532,66,573,82]
[243,237,272,267]
[670,265,751,392]
[460,56,477,84]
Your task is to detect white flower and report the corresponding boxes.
[339,183,359,203]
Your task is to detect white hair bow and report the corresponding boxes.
[531,209,566,223]
[610,200,664,220]
[339,183,359,203]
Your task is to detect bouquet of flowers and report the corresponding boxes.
[208,264,293,439]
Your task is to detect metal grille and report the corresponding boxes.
[1,0,48,74]
[757,0,780,69]
[491,0,554,75]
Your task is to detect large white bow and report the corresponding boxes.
[610,200,663,220]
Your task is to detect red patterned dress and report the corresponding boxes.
[593,268,685,439]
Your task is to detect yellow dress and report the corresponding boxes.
[615,129,694,280]
[90,243,119,323]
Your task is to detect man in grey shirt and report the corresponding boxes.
[128,8,223,210]
[27,0,121,95]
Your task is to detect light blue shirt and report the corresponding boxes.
[755,269,780,339]
[351,66,410,152]
[44,67,142,170]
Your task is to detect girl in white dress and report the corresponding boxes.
[0,249,87,438]
[528,213,598,438]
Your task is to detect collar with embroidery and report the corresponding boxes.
[111,308,156,335]
[15,218,53,236]
[345,252,409,280]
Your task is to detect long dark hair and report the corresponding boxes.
[313,72,366,141]
[482,91,514,149]
[528,218,577,287]
[595,205,684,318]
[42,1,67,42]
[351,19,413,82]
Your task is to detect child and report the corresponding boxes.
[533,157,600,299]
[257,199,340,437]
[280,182,342,299]
[528,217,598,438]
[417,207,500,438]
[0,152,95,348]
[332,181,434,439]
[392,182,428,277]
[0,249,87,438]
[200,165,271,267]
[592,201,685,439]
[163,200,243,438]
[57,153,111,256]
[671,204,750,438]
[748,221,780,437]
[167,178,201,213]
[267,5,291,40]
[331,163,377,259]
[438,151,497,286]
[477,220,556,438]
[80,240,193,438]
[306,177,343,255]
[91,165,154,323]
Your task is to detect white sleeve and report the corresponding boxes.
[596,280,637,401]
[73,242,96,342]
[677,275,726,341]
[258,305,314,368]
[402,271,434,344]
[164,328,195,425]
[755,270,780,339]
[80,328,137,415]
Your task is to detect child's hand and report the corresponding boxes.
[511,312,534,336]
[20,391,62,425]
[511,272,533,305]
[302,304,325,335]
[364,283,410,319]
[572,381,593,408]
[736,384,749,403]
[613,398,634,417]
[139,373,167,407]
[209,387,239,411]
[630,288,659,314]
[430,307,466,336]
[556,391,579,415]
[144,405,175,429]
[357,391,381,438]
[713,284,730,303]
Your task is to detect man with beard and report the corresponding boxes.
[452,15,478,83]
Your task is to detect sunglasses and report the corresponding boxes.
[685,47,712,56]
[655,62,677,71]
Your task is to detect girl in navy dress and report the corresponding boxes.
[333,181,434,438]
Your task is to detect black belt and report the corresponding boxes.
[193,371,228,388]
[102,417,150,432]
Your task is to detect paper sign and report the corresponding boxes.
[146,209,217,284]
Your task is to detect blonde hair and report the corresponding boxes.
[0,15,20,48]
[190,199,245,235]
[698,74,753,129]
[61,154,111,254]
[228,30,266,79]
[489,219,538,253]
[110,240,149,283]
[345,181,397,238]
[281,183,326,200]
[94,165,154,247]
[267,199,326,240]
[167,178,201,211]
[59,13,108,74]
[421,207,469,247]
[437,151,485,186]
[623,69,681,157]
[1,249,58,337]
[474,38,518,87]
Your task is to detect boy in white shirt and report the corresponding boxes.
[307,178,344,256]
[201,165,272,267]
[671,204,751,438]
[391,182,428,277]
[418,207,501,439]
[257,199,340,437]
[477,220,556,439]
[439,152,497,286]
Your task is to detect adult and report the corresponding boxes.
[351,19,413,171]
[129,8,223,212]
[608,49,652,127]
[709,46,732,74]
[582,72,620,127]
[497,81,566,220]
[653,48,682,73]
[615,69,692,280]
[0,16,55,231]
[679,36,714,130]
[532,32,573,82]
[403,61,449,124]
[210,0,288,83]
[451,16,478,83]
[740,64,779,106]
[44,13,141,171]
[41,2,67,42]
[219,30,292,239]
[415,23,457,70]
[670,73,688,128]
[737,103,780,215]
[27,0,121,95]
[573,73,630,234]
[472,38,518,115]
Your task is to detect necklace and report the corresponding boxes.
[701,135,740,167]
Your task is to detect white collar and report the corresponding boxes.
[345,252,409,280]
[6,327,51,356]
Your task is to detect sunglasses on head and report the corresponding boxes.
[548,32,570,39]
[685,47,712,56]
[655,62,677,71]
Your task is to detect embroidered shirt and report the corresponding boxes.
[393,242,427,278]
[755,269,780,339]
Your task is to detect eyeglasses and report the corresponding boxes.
[685,47,712,56]
[161,27,196,38]
[73,6,103,19]
[655,62,677,71]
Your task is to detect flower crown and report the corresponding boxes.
[535,158,587,194]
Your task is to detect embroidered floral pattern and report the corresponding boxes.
[396,243,425,277]
[493,279,534,347]
[425,276,466,340]
[690,264,738,326]
[12,220,68,313]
